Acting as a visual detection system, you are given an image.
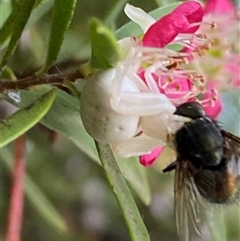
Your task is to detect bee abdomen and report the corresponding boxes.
[194,166,239,204]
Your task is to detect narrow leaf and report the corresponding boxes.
[95,142,150,241]
[0,0,36,69]
[0,3,16,47]
[0,88,56,148]
[0,0,53,48]
[38,0,77,73]
[90,17,121,69]
[27,0,54,28]
[0,0,12,29]
[118,156,151,205]
[35,0,49,8]
[1,66,17,80]
[1,148,68,233]
[103,0,128,26]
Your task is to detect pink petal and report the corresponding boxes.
[205,0,234,14]
[159,77,193,100]
[143,1,204,47]
[173,1,204,33]
[139,147,163,167]
[143,14,189,47]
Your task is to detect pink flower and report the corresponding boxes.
[134,1,231,167]
[191,0,239,89]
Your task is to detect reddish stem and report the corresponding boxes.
[0,71,84,92]
[6,135,26,241]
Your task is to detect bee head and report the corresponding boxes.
[174,102,205,119]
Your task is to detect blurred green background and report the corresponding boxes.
[1,0,239,241]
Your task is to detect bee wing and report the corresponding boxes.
[221,130,240,145]
[174,157,207,241]
[221,130,240,157]
[222,130,240,200]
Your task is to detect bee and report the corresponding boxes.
[162,102,240,241]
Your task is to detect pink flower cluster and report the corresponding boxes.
[130,0,239,166]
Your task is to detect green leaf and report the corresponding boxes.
[27,0,54,28]
[35,0,50,8]
[90,17,121,69]
[0,0,37,69]
[95,142,150,241]
[103,0,128,26]
[115,2,180,40]
[118,156,151,205]
[0,0,12,29]
[0,88,56,148]
[1,66,16,80]
[38,0,77,73]
[1,148,68,233]
[0,3,15,47]
[0,0,53,49]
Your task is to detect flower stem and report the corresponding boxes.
[6,135,26,241]
[0,71,84,92]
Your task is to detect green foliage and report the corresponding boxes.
[0,0,12,29]
[0,1,17,46]
[0,88,56,148]
[38,0,77,73]
[96,142,150,241]
[1,66,17,80]
[117,156,151,205]
[90,17,121,69]
[103,0,128,26]
[0,0,37,69]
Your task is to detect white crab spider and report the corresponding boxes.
[80,42,188,157]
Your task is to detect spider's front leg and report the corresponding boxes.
[110,65,175,116]
[141,112,188,140]
[112,133,166,157]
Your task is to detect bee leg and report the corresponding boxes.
[162,161,177,173]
